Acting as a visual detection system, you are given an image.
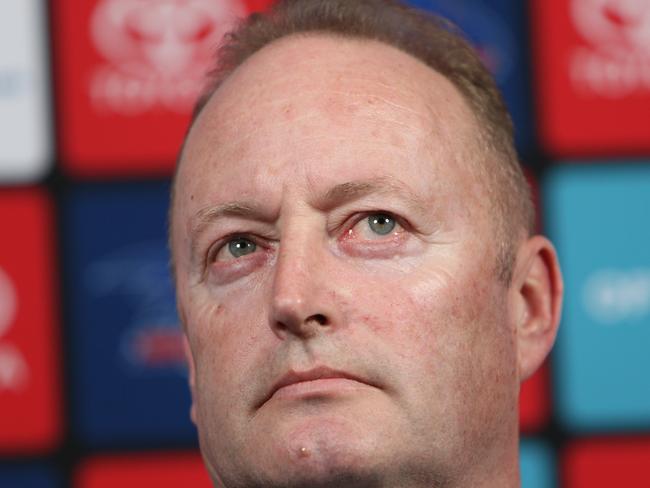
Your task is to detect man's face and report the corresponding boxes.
[173,36,521,487]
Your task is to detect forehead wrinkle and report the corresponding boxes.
[188,65,440,172]
[201,73,427,137]
[213,89,423,136]
[190,112,425,176]
[194,114,300,162]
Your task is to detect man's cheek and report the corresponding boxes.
[189,287,263,347]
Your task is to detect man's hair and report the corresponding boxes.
[175,0,534,283]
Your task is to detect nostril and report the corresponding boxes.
[308,313,329,326]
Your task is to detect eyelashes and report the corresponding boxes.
[211,236,258,262]
[206,234,264,265]
[347,212,403,240]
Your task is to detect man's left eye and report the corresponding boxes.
[367,213,396,235]
[228,237,257,258]
[347,212,403,241]
[208,236,258,263]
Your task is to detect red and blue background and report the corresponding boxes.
[1,0,649,486]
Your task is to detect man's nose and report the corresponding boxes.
[269,228,337,339]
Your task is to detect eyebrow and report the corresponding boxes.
[189,201,273,262]
[316,177,427,214]
[187,177,427,262]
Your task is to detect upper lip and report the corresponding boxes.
[258,366,373,407]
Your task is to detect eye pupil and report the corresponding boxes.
[368,214,395,235]
[228,238,256,258]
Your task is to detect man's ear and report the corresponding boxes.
[183,333,198,425]
[510,235,564,381]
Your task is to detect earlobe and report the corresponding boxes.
[512,235,564,381]
[183,334,198,425]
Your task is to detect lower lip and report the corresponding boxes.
[270,378,370,401]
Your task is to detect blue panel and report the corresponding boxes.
[545,164,650,430]
[402,0,534,153]
[0,465,59,488]
[65,182,196,446]
[519,440,556,488]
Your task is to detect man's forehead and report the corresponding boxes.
[184,38,473,159]
[188,33,474,141]
[174,33,483,226]
[214,34,444,100]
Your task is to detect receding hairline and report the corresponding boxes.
[190,30,464,123]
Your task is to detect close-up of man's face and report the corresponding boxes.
[171,24,562,488]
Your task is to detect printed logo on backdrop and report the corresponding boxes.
[85,241,185,374]
[89,0,245,114]
[570,0,650,97]
[0,267,28,391]
[583,268,650,324]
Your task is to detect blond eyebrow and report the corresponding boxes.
[189,201,271,261]
[187,177,427,263]
[317,177,427,214]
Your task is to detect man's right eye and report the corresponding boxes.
[228,237,257,258]
[209,236,258,262]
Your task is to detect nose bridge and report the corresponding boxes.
[272,216,319,309]
[270,213,330,336]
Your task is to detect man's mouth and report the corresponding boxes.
[258,366,376,407]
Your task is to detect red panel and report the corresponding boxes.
[0,189,62,452]
[53,0,276,177]
[76,452,212,488]
[519,362,551,432]
[563,438,650,487]
[532,0,650,157]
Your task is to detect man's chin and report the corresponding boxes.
[240,415,386,487]
[252,467,383,488]
[225,447,384,488]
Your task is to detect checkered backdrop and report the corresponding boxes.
[1,1,649,487]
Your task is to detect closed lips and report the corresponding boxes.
[259,366,376,407]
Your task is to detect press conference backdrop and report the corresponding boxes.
[0,0,649,486]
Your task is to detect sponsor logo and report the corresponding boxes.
[570,0,650,96]
[122,326,185,369]
[0,267,28,391]
[583,268,650,324]
[89,0,245,114]
[85,241,185,374]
